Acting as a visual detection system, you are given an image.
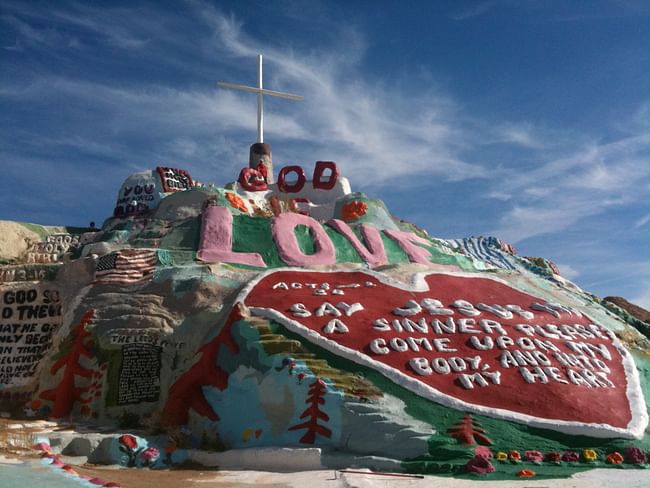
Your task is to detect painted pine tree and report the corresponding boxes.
[39,310,96,418]
[447,414,493,445]
[289,378,332,444]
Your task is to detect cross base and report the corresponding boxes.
[249,142,274,184]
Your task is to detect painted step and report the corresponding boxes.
[243,318,381,399]
[284,352,317,360]
[257,338,304,354]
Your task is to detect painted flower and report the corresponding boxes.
[625,446,648,465]
[606,452,624,465]
[495,451,508,462]
[517,469,536,478]
[140,447,160,465]
[341,200,368,221]
[163,437,178,466]
[545,451,561,463]
[225,192,248,213]
[164,437,178,454]
[582,449,598,462]
[509,450,521,461]
[33,441,52,453]
[464,455,496,474]
[118,434,138,450]
[474,445,493,460]
[524,450,544,463]
[118,434,142,467]
[561,451,580,463]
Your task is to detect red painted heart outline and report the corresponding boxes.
[236,269,648,439]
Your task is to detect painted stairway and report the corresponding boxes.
[242,313,433,462]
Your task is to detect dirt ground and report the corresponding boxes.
[0,418,300,488]
[72,464,257,488]
[1,450,296,488]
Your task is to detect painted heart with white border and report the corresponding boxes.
[237,269,648,439]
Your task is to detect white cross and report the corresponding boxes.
[218,54,303,143]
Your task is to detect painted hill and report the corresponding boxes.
[0,161,649,479]
[604,297,650,330]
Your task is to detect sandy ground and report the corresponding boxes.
[3,454,650,488]
[53,465,650,488]
[98,468,650,488]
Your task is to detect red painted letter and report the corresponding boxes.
[312,161,339,190]
[278,166,306,193]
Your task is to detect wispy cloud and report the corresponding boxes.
[631,287,650,311]
[488,134,650,242]
[635,214,650,229]
[555,263,580,280]
[583,265,650,290]
[192,4,490,186]
[1,0,649,309]
[1,13,80,50]
[1,2,153,50]
[1,2,492,190]
[487,122,546,149]
[449,1,500,21]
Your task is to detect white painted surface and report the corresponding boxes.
[234,175,352,221]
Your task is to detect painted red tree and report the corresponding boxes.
[40,310,96,418]
[288,378,332,444]
[447,415,493,446]
[161,307,241,425]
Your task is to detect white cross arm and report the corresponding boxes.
[217,54,303,143]
[217,81,304,101]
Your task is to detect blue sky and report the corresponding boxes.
[1,0,649,307]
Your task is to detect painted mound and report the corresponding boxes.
[0,162,649,479]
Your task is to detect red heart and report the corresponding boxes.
[240,270,647,439]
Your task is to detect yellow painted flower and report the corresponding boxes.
[496,451,508,461]
[241,428,254,442]
[583,449,598,462]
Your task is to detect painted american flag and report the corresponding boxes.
[94,249,157,285]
